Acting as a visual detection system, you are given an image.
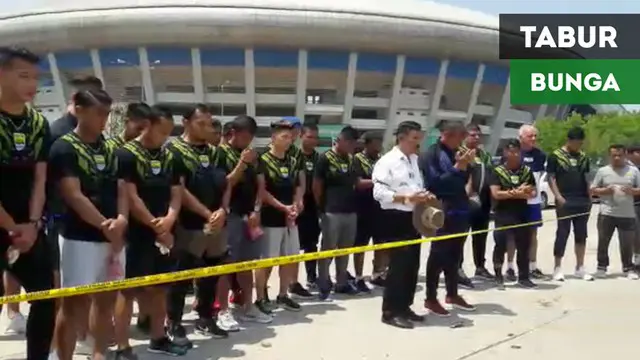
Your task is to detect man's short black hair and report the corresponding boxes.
[68,76,104,93]
[466,123,481,133]
[231,115,257,135]
[73,89,112,109]
[567,127,586,141]
[270,120,294,134]
[126,102,151,122]
[0,47,40,68]
[183,103,210,120]
[440,120,466,133]
[394,121,422,137]
[222,121,233,136]
[627,144,640,153]
[362,131,383,144]
[503,138,521,150]
[338,125,359,141]
[302,122,318,133]
[149,105,173,124]
[609,144,626,152]
[212,118,222,130]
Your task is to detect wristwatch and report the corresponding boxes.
[29,218,42,229]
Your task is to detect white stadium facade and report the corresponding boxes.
[0,0,625,152]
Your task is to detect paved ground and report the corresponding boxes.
[1,208,637,360]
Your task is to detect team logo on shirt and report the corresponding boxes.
[199,154,210,168]
[150,160,162,175]
[569,158,578,166]
[280,167,289,178]
[340,163,348,173]
[305,161,314,171]
[93,155,106,171]
[13,133,25,151]
[510,175,520,184]
[523,157,533,163]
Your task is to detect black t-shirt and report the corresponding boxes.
[314,149,357,214]
[117,141,181,242]
[166,138,227,230]
[49,133,119,242]
[0,108,50,246]
[259,151,298,227]
[50,113,77,141]
[299,149,319,215]
[353,151,380,214]
[546,148,591,207]
[214,144,260,216]
[489,164,536,225]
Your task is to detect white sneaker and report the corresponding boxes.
[595,269,607,279]
[627,271,639,280]
[238,305,273,324]
[4,312,26,335]
[552,267,565,282]
[217,309,240,332]
[74,337,94,355]
[575,267,594,281]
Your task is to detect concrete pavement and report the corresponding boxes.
[0,208,637,360]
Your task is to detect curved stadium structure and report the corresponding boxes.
[0,0,625,152]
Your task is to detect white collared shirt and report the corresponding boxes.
[372,146,424,212]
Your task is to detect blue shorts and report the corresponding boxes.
[526,204,543,228]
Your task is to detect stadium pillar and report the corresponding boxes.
[487,78,511,155]
[191,48,205,103]
[245,48,256,117]
[426,59,449,131]
[89,49,104,86]
[46,53,66,110]
[556,105,569,120]
[296,50,308,120]
[138,47,155,105]
[342,52,357,124]
[464,63,485,124]
[535,105,548,120]
[383,55,405,146]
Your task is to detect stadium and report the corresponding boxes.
[0,0,625,152]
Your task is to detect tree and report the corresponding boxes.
[105,102,127,137]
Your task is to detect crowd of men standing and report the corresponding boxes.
[2,45,640,359]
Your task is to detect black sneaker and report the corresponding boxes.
[318,287,331,301]
[148,337,188,356]
[195,318,229,339]
[306,278,318,290]
[347,271,356,282]
[530,269,546,279]
[518,279,537,288]
[355,279,371,293]
[289,282,314,298]
[276,295,302,312]
[458,275,475,289]
[494,273,506,290]
[136,315,150,335]
[505,268,517,282]
[254,299,273,315]
[474,268,495,280]
[335,283,359,295]
[370,276,386,287]
[114,347,138,360]
[166,323,193,349]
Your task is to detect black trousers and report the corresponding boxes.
[493,218,531,280]
[596,214,636,272]
[460,207,491,270]
[381,210,421,316]
[426,214,468,300]
[554,205,590,258]
[167,251,223,322]
[297,210,321,282]
[1,232,56,360]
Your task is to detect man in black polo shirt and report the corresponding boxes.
[0,46,56,360]
[49,89,127,360]
[114,106,187,357]
[548,127,593,281]
[313,126,360,300]
[352,131,383,292]
[290,123,321,293]
[165,104,230,343]
[490,139,537,289]
[50,76,104,141]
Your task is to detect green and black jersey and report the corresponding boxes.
[105,135,126,153]
[213,143,260,216]
[49,132,119,242]
[488,164,536,224]
[313,149,357,213]
[116,140,181,241]
[546,148,591,206]
[353,151,380,214]
[166,137,227,230]
[258,150,299,227]
[460,144,493,207]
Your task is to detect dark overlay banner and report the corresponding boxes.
[500,14,640,59]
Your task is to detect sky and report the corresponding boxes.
[2,0,639,109]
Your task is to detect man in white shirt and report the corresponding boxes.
[373,121,435,329]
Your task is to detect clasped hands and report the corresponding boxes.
[507,184,535,199]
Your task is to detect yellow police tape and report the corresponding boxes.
[0,209,591,304]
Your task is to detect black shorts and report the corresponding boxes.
[125,238,174,280]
